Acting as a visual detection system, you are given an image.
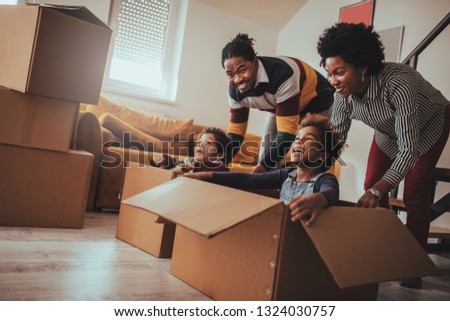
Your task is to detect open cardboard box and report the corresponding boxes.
[116,163,177,258]
[0,87,79,152]
[0,4,111,103]
[123,177,438,300]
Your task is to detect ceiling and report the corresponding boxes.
[199,0,307,31]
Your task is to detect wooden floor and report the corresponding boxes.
[1,212,450,301]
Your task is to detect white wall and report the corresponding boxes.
[170,0,278,133]
[104,0,277,135]
[278,0,450,207]
[43,0,277,133]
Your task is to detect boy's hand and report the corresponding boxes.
[288,193,328,226]
[183,172,213,181]
[173,161,195,175]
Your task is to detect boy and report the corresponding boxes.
[186,114,345,225]
[153,127,231,175]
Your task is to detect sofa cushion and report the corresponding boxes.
[83,96,194,140]
[99,113,162,151]
[101,127,118,148]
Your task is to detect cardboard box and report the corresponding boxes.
[0,87,79,152]
[0,4,112,103]
[116,163,176,258]
[123,177,438,300]
[0,145,93,229]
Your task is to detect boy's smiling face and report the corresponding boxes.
[290,126,325,168]
[194,133,223,163]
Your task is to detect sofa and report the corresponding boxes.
[75,96,263,211]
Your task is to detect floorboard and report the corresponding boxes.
[1,212,449,301]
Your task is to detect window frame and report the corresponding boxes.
[102,0,187,103]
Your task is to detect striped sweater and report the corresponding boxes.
[227,56,334,169]
[331,62,449,188]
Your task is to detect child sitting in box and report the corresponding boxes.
[186,114,345,225]
[153,127,231,175]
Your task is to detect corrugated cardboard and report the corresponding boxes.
[123,177,439,300]
[0,4,112,103]
[0,145,93,229]
[116,164,176,258]
[0,87,79,152]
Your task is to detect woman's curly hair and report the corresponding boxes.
[299,113,346,169]
[221,33,257,68]
[317,23,385,75]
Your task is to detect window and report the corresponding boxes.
[103,0,187,102]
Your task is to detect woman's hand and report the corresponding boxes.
[288,193,328,226]
[183,172,213,181]
[356,192,379,208]
[357,179,391,208]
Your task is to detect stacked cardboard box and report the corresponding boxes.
[0,4,112,229]
[122,177,439,300]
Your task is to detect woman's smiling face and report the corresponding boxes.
[224,56,258,93]
[325,55,366,98]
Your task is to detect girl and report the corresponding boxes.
[186,114,345,225]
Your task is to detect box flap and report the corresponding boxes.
[0,6,39,91]
[36,4,110,29]
[121,162,175,200]
[122,177,283,237]
[27,4,111,103]
[303,206,438,288]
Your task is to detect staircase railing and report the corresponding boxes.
[402,11,450,68]
[390,10,450,253]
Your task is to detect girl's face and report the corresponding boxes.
[194,133,223,163]
[224,56,258,93]
[324,55,367,98]
[290,126,325,168]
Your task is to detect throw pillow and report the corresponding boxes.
[99,113,162,152]
[85,96,194,140]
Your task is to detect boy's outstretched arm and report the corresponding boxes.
[184,172,213,181]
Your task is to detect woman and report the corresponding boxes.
[317,23,450,288]
[221,33,335,173]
